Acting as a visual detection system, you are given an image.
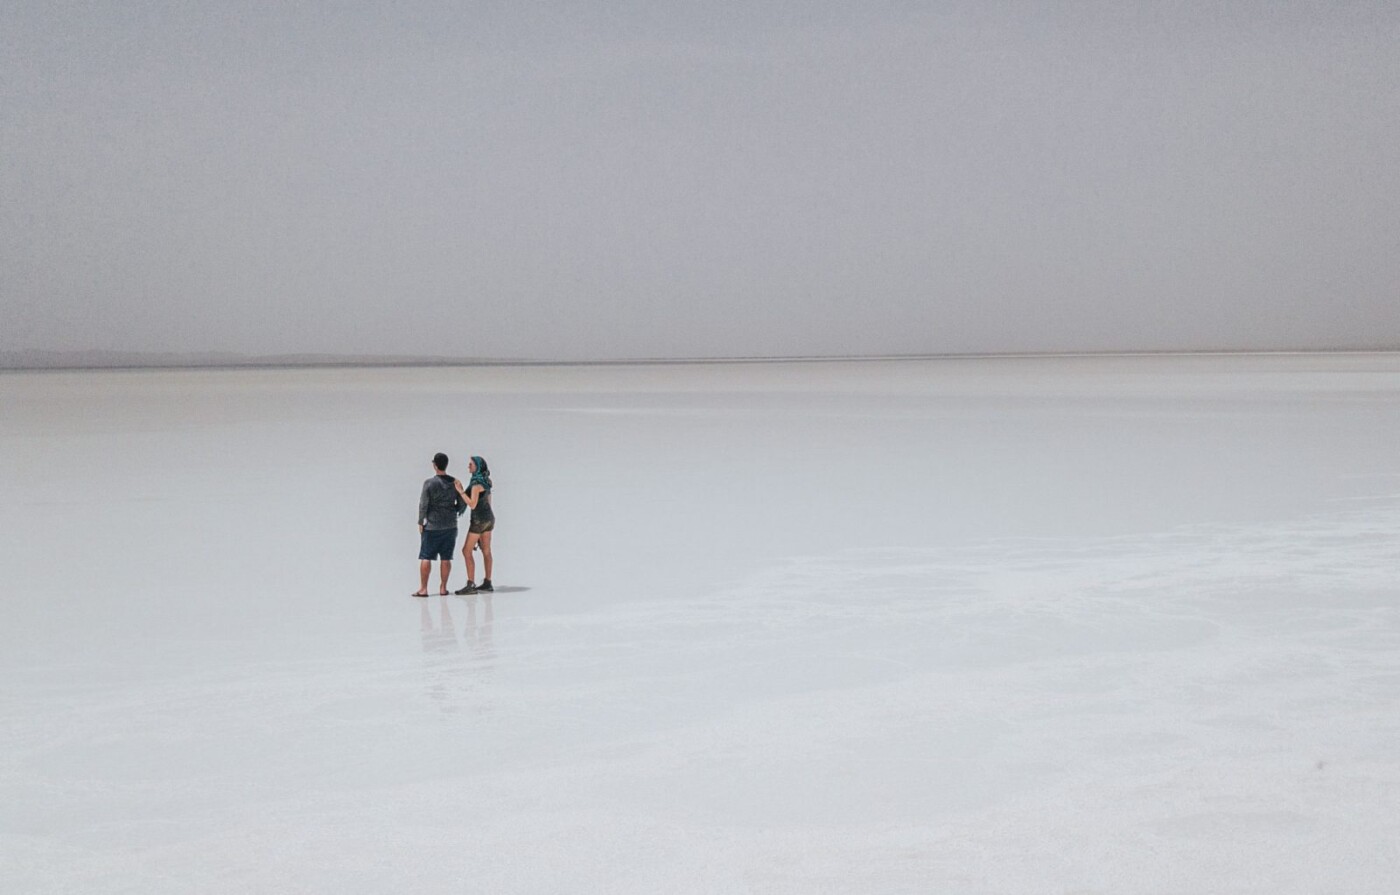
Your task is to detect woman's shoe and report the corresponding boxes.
[454,582,478,595]
[478,579,493,592]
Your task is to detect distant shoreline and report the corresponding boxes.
[3,347,1399,373]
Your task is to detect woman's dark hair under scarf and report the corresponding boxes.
[469,456,492,494]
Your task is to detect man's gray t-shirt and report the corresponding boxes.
[419,474,465,530]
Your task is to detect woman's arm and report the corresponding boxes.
[453,478,475,511]
[463,484,482,509]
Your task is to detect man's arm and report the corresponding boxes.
[418,481,430,528]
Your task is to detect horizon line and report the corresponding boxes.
[4,346,1400,373]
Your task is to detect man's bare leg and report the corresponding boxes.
[438,560,452,595]
[414,559,431,596]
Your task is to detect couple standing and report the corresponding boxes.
[415,452,495,597]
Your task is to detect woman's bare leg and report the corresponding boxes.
[480,531,493,581]
[462,532,480,583]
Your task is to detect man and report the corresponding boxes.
[414,452,465,597]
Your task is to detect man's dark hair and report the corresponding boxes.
[432,452,449,471]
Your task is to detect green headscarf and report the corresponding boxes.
[469,455,492,494]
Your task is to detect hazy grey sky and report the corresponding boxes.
[3,1,1398,359]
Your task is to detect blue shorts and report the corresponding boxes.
[419,528,457,561]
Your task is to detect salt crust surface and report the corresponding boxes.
[2,355,1399,893]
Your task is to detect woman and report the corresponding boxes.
[453,455,495,594]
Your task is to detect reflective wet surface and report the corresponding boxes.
[3,356,1400,892]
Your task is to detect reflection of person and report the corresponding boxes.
[420,596,462,709]
[414,452,466,597]
[464,592,495,662]
[420,596,459,656]
[453,455,495,594]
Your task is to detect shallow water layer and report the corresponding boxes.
[3,355,1399,893]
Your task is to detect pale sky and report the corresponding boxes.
[3,1,1398,360]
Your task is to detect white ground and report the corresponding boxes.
[2,355,1399,893]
